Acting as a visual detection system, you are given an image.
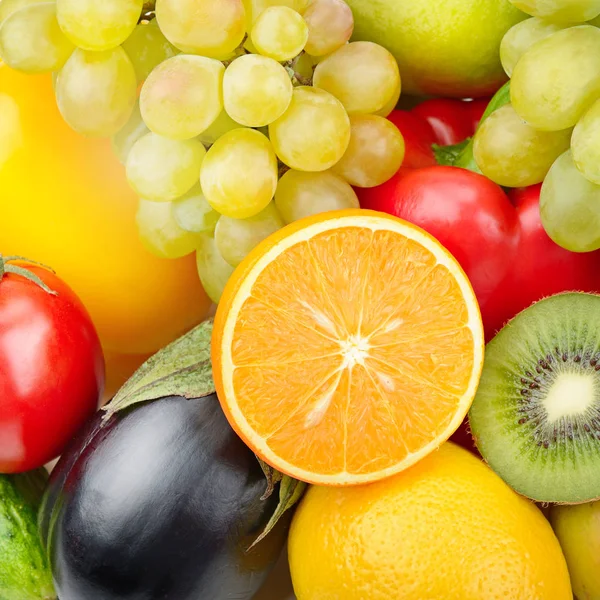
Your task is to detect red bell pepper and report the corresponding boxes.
[360,88,600,341]
[389,97,489,168]
[411,98,484,146]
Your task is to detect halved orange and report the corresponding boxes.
[212,209,484,485]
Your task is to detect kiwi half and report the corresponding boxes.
[469,292,600,504]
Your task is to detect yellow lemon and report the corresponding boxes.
[289,442,571,600]
[345,0,526,98]
[0,64,211,358]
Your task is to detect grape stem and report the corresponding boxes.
[285,53,313,86]
[278,162,290,179]
[139,1,156,22]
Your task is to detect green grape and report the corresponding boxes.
[223,54,292,127]
[126,132,206,201]
[197,110,240,145]
[572,98,600,183]
[332,115,405,188]
[122,19,178,83]
[196,234,235,304]
[136,199,200,259]
[511,25,600,130]
[274,169,359,223]
[0,0,44,26]
[302,0,354,57]
[172,184,220,233]
[500,18,568,77]
[243,0,310,26]
[56,0,142,51]
[111,101,149,164]
[155,0,246,58]
[0,3,74,73]
[375,81,401,117]
[313,41,401,115]
[200,128,278,219]
[509,0,600,23]
[214,202,284,267]
[540,151,600,252]
[55,47,137,137]
[473,104,572,187]
[250,6,308,61]
[269,86,350,172]
[140,54,224,140]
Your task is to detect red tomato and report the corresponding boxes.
[412,99,474,146]
[0,260,104,473]
[505,184,600,329]
[386,111,437,169]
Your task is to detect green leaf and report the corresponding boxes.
[257,458,284,500]
[103,319,215,418]
[433,139,471,167]
[250,476,308,550]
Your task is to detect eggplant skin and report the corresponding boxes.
[40,394,289,600]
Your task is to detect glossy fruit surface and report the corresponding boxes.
[213,210,484,485]
[0,265,104,473]
[0,66,211,356]
[289,442,572,600]
[345,0,526,97]
[412,99,474,146]
[41,394,289,600]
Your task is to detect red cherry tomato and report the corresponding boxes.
[0,259,104,473]
[387,111,437,169]
[412,99,474,146]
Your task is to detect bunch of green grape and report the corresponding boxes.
[0,0,404,302]
[472,0,600,253]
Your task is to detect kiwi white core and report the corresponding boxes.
[544,373,597,422]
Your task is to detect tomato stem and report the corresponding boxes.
[0,255,58,295]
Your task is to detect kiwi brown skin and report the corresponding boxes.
[469,292,600,505]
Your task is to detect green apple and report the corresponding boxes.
[550,501,600,600]
[345,0,527,98]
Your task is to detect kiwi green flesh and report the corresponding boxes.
[469,293,600,504]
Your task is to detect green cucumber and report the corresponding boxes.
[0,470,55,600]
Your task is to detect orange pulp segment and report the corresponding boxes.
[212,209,484,485]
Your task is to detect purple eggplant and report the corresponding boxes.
[39,394,289,600]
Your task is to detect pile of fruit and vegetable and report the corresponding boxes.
[3,0,600,597]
